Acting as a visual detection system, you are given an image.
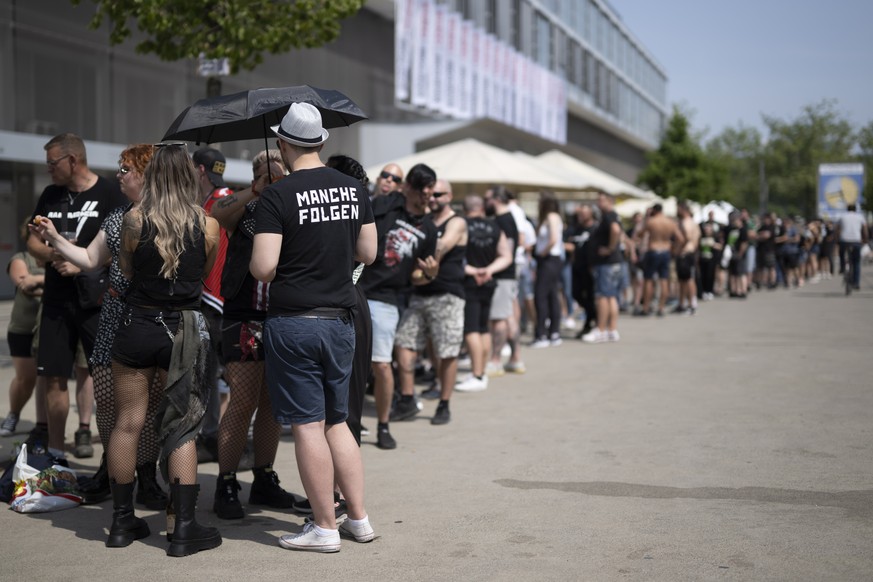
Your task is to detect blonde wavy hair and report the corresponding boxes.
[138,145,206,278]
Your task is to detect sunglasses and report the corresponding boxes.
[153,141,187,149]
[432,191,450,198]
[46,154,71,168]
[380,171,403,184]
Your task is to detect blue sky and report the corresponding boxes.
[616,0,873,140]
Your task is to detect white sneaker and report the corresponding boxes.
[608,330,620,342]
[529,338,550,349]
[338,516,375,543]
[581,329,608,344]
[562,317,577,330]
[550,334,562,347]
[279,522,341,552]
[485,361,505,377]
[455,375,488,392]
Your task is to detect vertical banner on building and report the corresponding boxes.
[410,0,429,107]
[394,0,412,101]
[395,0,567,144]
[431,3,446,111]
[818,163,865,218]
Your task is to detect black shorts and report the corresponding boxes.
[221,320,265,364]
[463,285,495,335]
[36,302,99,376]
[112,308,180,370]
[676,253,696,281]
[7,331,34,358]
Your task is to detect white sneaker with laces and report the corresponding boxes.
[339,516,375,542]
[608,330,620,342]
[581,329,608,344]
[279,522,341,552]
[455,375,488,392]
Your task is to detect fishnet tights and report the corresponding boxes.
[93,365,162,465]
[109,364,198,485]
[217,361,280,473]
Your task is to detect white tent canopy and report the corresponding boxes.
[536,150,654,200]
[365,138,584,193]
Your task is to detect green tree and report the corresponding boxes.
[706,123,764,211]
[637,106,725,204]
[70,0,364,74]
[857,121,873,214]
[762,100,855,217]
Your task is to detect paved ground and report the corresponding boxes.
[1,273,871,581]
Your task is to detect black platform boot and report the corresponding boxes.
[166,480,222,557]
[106,480,151,547]
[136,462,169,510]
[80,453,112,504]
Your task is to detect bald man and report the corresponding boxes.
[372,163,404,198]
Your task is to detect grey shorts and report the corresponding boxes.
[489,279,517,320]
[394,293,465,359]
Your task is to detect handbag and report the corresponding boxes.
[60,197,110,310]
[74,268,110,310]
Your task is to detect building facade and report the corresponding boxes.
[0,0,666,297]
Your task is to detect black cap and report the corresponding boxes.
[192,147,227,188]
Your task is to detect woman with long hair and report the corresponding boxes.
[107,144,220,555]
[531,191,565,348]
[208,149,301,520]
[30,144,166,507]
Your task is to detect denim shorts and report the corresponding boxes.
[367,299,400,363]
[594,263,623,299]
[264,314,355,426]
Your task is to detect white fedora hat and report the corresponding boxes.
[271,102,329,147]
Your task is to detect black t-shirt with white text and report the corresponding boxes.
[359,192,438,306]
[30,177,125,306]
[253,167,374,316]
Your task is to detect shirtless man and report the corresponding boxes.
[636,203,683,316]
[675,202,700,315]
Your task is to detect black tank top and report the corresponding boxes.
[416,214,466,299]
[127,218,206,310]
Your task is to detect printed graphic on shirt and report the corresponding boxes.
[384,219,427,267]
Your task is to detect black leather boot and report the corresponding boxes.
[213,472,244,519]
[166,481,222,557]
[136,462,169,510]
[249,464,298,509]
[106,480,151,547]
[80,453,112,505]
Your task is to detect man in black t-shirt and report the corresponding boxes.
[582,192,623,344]
[251,103,377,551]
[483,186,521,375]
[456,195,513,393]
[565,204,597,336]
[358,163,439,450]
[27,133,125,457]
[393,178,467,426]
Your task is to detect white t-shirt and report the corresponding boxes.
[838,212,866,243]
[508,202,536,265]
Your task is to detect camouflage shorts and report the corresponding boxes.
[394,293,465,359]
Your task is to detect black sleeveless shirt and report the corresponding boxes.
[127,218,206,310]
[416,214,466,299]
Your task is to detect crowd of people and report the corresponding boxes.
[1,105,869,556]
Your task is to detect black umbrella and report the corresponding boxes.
[162,85,368,144]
